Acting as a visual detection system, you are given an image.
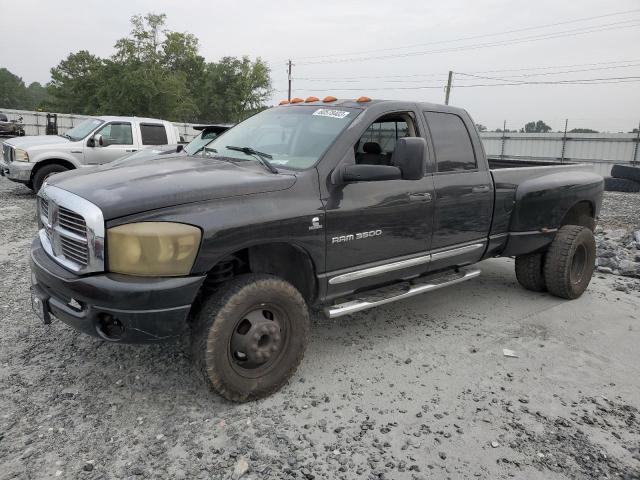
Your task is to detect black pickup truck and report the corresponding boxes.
[30,98,603,401]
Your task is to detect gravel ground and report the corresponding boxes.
[595,191,640,281]
[1,177,639,480]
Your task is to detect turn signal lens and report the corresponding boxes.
[305,96,319,102]
[356,96,372,103]
[290,97,304,103]
[107,222,201,276]
[323,96,337,102]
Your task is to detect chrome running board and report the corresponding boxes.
[325,267,481,318]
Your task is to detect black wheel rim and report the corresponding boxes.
[227,303,289,379]
[570,244,587,285]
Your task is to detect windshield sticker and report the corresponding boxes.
[312,109,350,119]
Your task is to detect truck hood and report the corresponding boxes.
[5,135,71,149]
[46,155,297,220]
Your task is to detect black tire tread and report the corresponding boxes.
[32,164,68,192]
[611,164,640,183]
[604,176,640,193]
[543,225,595,299]
[515,253,546,292]
[191,273,309,402]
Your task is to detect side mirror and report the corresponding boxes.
[176,144,184,153]
[391,137,427,180]
[93,133,105,147]
[341,164,402,183]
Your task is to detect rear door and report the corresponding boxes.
[140,123,169,147]
[423,111,493,269]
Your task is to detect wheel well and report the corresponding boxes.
[31,159,76,182]
[200,243,317,305]
[560,201,595,231]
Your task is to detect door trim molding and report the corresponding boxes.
[328,241,485,285]
[328,254,431,285]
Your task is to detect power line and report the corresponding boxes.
[275,60,640,83]
[290,8,640,61]
[276,76,640,92]
[295,20,640,65]
[268,59,640,83]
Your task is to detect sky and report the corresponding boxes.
[1,0,639,132]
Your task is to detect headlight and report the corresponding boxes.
[107,222,201,276]
[14,149,29,162]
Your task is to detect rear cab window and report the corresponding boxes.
[140,123,169,145]
[424,111,477,173]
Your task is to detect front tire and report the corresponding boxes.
[191,274,310,402]
[32,164,68,193]
[543,226,596,299]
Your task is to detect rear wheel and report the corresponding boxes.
[191,274,310,402]
[515,253,546,292]
[32,164,68,192]
[543,225,596,299]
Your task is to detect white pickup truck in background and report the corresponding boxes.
[0,116,180,191]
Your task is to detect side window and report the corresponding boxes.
[96,122,133,146]
[424,112,477,172]
[140,123,169,145]
[355,113,417,166]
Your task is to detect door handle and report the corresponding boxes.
[125,149,138,152]
[409,192,433,202]
[471,185,490,193]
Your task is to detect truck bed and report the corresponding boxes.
[488,158,574,169]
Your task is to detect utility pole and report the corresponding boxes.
[444,71,453,105]
[633,120,640,165]
[560,118,568,164]
[287,60,293,101]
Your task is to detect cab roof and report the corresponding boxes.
[276,98,468,115]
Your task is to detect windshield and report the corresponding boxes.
[204,106,359,170]
[65,118,104,141]
[184,129,225,155]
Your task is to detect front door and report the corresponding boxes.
[324,112,435,295]
[86,121,136,164]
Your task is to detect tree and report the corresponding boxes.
[523,120,552,133]
[199,56,272,123]
[0,68,30,109]
[26,82,52,110]
[48,50,104,114]
[475,123,487,132]
[45,12,272,122]
[568,128,598,133]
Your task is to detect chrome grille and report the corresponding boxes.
[37,185,105,274]
[40,198,49,221]
[61,236,89,265]
[58,206,87,238]
[2,144,13,163]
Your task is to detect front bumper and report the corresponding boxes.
[0,158,33,183]
[30,238,206,343]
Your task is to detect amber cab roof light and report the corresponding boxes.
[279,100,290,105]
[305,96,319,102]
[356,96,371,103]
[323,96,337,103]
[290,97,304,103]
